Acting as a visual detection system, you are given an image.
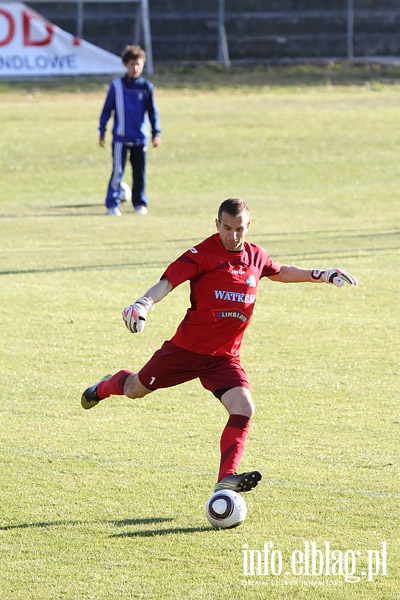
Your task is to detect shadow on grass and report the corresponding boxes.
[0,261,167,276]
[0,517,173,531]
[110,525,212,538]
[0,518,214,537]
[0,204,105,219]
[54,204,103,209]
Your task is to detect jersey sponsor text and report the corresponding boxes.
[217,311,248,322]
[214,290,256,304]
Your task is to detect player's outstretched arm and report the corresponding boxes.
[269,266,358,287]
[122,279,173,334]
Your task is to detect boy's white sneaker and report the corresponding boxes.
[134,206,148,215]
[107,207,121,216]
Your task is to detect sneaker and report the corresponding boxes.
[134,206,148,215]
[81,374,112,410]
[107,207,121,216]
[214,470,262,493]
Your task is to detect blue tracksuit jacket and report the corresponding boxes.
[99,75,161,144]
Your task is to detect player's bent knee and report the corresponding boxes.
[221,387,255,418]
[235,400,254,419]
[123,374,151,399]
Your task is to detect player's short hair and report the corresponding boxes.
[218,198,249,221]
[121,45,146,64]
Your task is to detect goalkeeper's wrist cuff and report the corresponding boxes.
[310,269,325,283]
[135,296,155,310]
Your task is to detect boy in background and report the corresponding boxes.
[99,45,161,216]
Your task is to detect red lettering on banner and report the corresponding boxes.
[23,9,53,46]
[0,9,15,46]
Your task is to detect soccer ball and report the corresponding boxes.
[120,181,132,202]
[206,490,247,529]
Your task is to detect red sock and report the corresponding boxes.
[96,370,133,399]
[218,414,251,482]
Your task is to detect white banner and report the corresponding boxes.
[0,2,125,76]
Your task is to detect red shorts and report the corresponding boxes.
[138,341,250,396]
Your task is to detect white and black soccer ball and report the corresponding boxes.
[120,181,132,202]
[206,490,247,529]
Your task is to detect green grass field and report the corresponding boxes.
[0,66,399,599]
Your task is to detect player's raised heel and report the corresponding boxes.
[81,374,112,410]
[214,470,262,493]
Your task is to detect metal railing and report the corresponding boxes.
[217,0,390,66]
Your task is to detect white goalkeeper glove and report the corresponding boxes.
[311,268,358,287]
[122,296,155,333]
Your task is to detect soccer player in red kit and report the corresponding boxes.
[81,198,358,493]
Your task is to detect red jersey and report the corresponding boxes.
[161,233,281,358]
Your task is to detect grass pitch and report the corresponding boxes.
[0,67,399,599]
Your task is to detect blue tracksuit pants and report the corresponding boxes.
[105,141,147,209]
